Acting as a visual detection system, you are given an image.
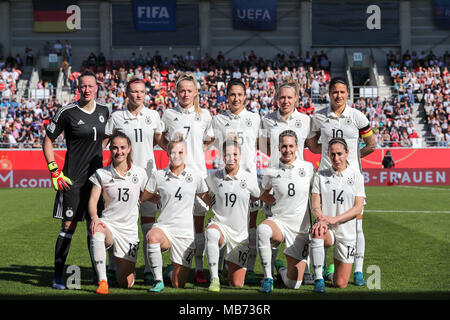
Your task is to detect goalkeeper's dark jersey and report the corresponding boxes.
[46,101,109,187]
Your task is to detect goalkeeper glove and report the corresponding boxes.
[48,161,72,191]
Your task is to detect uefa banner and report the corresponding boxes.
[1,149,450,188]
[232,0,277,31]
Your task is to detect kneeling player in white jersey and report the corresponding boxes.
[88,130,148,294]
[258,130,315,293]
[200,137,260,292]
[310,138,366,293]
[140,134,208,292]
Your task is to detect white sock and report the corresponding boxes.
[148,243,163,282]
[355,219,365,273]
[257,224,273,279]
[247,227,257,272]
[90,232,107,282]
[205,228,221,279]
[194,232,205,272]
[311,238,325,280]
[141,223,154,273]
[279,267,302,289]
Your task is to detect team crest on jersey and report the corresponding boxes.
[240,180,247,189]
[185,174,193,183]
[345,118,352,126]
[194,114,201,122]
[347,177,354,185]
[48,122,56,133]
[66,208,74,218]
[298,168,306,177]
[246,119,252,127]
[145,117,152,125]
[99,114,105,123]
[132,175,139,184]
[295,119,302,128]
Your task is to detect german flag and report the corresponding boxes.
[33,0,78,33]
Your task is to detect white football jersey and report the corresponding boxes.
[105,107,163,175]
[161,105,214,178]
[261,158,315,234]
[145,166,208,238]
[211,109,261,175]
[312,166,366,243]
[89,164,147,235]
[310,105,370,171]
[206,167,260,244]
[261,110,311,166]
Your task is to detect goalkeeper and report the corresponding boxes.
[42,70,110,290]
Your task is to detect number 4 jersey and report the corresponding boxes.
[46,101,110,186]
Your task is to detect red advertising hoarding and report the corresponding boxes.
[1,148,449,188]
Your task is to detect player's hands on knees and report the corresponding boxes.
[48,161,72,191]
[311,221,328,238]
[90,216,106,236]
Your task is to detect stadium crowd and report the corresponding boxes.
[387,49,450,146]
[1,49,331,148]
[2,47,449,148]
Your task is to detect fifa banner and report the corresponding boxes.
[1,149,450,188]
[131,0,176,31]
[433,0,450,29]
[312,1,400,46]
[232,0,277,31]
[33,0,78,33]
[111,3,199,46]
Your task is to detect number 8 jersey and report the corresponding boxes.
[312,166,366,243]
[261,159,315,234]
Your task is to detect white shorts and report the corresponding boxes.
[139,201,159,218]
[193,195,209,217]
[102,220,139,263]
[267,217,310,262]
[328,229,356,264]
[154,225,195,268]
[207,222,249,269]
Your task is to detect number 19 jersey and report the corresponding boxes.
[206,168,260,244]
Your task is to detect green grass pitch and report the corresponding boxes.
[0,186,449,302]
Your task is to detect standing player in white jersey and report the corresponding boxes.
[200,138,260,292]
[258,130,315,293]
[211,79,261,284]
[104,77,165,285]
[309,77,375,285]
[140,135,209,292]
[259,79,321,284]
[88,130,148,294]
[160,72,215,284]
[310,138,366,293]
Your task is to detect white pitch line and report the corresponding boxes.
[394,186,450,192]
[365,210,450,214]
